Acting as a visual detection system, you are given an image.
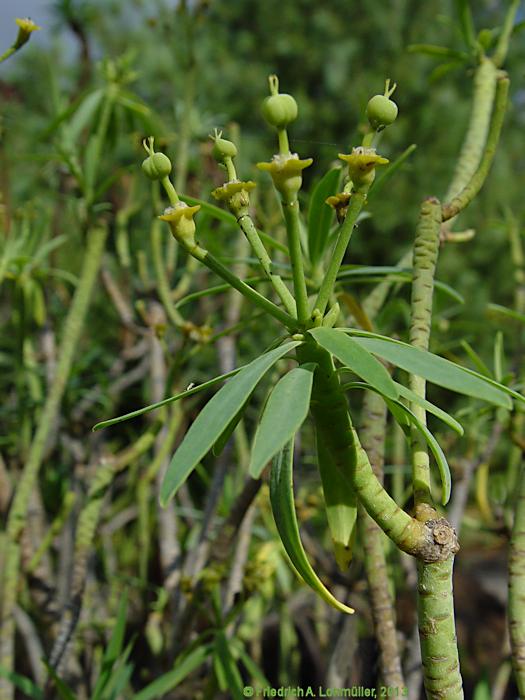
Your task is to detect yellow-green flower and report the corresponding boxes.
[257,153,312,203]
[212,180,256,218]
[338,147,388,191]
[15,18,41,49]
[159,203,201,248]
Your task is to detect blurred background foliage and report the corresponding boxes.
[0,0,524,697]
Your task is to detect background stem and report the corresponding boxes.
[358,389,405,687]
[509,464,525,695]
[0,225,108,699]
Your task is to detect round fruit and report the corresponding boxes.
[141,152,172,180]
[366,94,398,130]
[261,93,298,129]
[212,137,238,161]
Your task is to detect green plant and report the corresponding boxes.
[2,1,524,697]
[96,48,518,694]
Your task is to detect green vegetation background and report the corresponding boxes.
[1,0,524,697]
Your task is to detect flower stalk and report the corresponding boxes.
[358,389,405,687]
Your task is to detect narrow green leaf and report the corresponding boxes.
[43,663,76,700]
[454,0,478,50]
[213,631,244,696]
[307,168,341,266]
[336,380,453,504]
[394,382,464,436]
[368,144,417,199]
[161,342,300,505]
[92,591,128,700]
[337,266,464,304]
[66,88,105,142]
[104,640,135,700]
[174,278,269,309]
[212,405,245,456]
[249,366,314,478]
[229,640,270,687]
[460,340,492,377]
[429,60,465,83]
[116,93,151,117]
[0,666,44,700]
[309,327,398,401]
[316,430,356,571]
[338,265,407,278]
[133,645,213,700]
[31,234,69,265]
[93,367,242,430]
[39,89,92,139]
[83,134,100,196]
[44,661,76,700]
[487,302,525,325]
[339,292,374,332]
[493,331,505,383]
[341,379,463,436]
[270,440,354,614]
[385,399,451,505]
[346,330,515,409]
[407,44,469,60]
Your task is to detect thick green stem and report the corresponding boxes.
[358,390,404,687]
[509,465,525,695]
[409,197,442,515]
[445,58,498,201]
[298,340,445,558]
[417,558,463,699]
[406,197,463,695]
[282,201,310,323]
[408,199,463,698]
[237,213,297,316]
[0,225,108,698]
[315,191,367,316]
[442,75,509,222]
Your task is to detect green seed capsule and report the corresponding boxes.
[261,93,298,129]
[142,152,172,180]
[366,94,398,130]
[212,136,238,161]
